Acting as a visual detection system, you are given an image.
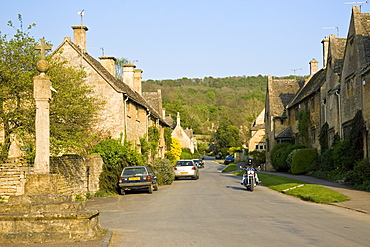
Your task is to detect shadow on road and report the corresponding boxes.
[226,185,248,191]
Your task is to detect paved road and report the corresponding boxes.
[87,160,370,247]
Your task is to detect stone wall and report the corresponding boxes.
[0,155,103,202]
[50,154,103,196]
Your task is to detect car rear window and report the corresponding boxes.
[175,161,193,167]
[123,168,147,175]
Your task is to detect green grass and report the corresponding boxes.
[232,172,349,204]
[222,163,237,172]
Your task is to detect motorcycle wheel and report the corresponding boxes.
[250,178,254,192]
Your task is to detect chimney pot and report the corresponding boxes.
[309,59,319,75]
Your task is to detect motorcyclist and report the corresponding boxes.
[240,158,260,185]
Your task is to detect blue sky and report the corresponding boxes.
[0,0,368,80]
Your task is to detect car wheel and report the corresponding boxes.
[120,189,125,195]
[148,185,153,194]
[154,182,159,191]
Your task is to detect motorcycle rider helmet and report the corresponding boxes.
[247,158,253,165]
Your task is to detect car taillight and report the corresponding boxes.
[192,167,196,170]
[147,175,151,181]
[118,177,123,183]
[174,167,177,170]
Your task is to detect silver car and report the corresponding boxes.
[174,160,199,180]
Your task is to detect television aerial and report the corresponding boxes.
[78,9,85,25]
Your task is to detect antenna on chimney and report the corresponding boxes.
[291,68,302,78]
[345,1,368,11]
[100,47,104,56]
[322,27,339,37]
[78,9,85,25]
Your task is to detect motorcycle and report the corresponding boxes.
[240,166,257,191]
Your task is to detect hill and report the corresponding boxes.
[143,75,267,144]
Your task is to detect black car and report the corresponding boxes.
[215,154,222,160]
[224,156,235,165]
[118,166,158,195]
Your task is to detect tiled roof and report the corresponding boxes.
[268,78,303,117]
[275,126,293,140]
[53,39,169,126]
[287,69,326,108]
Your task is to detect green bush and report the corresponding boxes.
[333,139,351,171]
[291,148,318,175]
[153,158,175,185]
[92,139,145,194]
[180,148,193,159]
[349,159,370,191]
[249,150,266,167]
[271,143,305,172]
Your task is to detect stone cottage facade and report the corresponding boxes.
[264,76,303,170]
[248,108,266,152]
[264,6,370,169]
[53,25,169,157]
[171,113,197,153]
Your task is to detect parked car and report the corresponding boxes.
[174,160,199,180]
[224,156,235,165]
[118,166,158,195]
[193,159,204,168]
[215,154,222,159]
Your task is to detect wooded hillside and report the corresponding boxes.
[143,75,267,143]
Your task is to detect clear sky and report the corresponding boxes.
[0,0,368,80]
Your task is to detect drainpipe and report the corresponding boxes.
[146,109,150,141]
[335,91,343,138]
[123,94,129,143]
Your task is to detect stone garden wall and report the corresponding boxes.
[0,155,103,202]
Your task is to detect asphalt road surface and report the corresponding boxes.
[87,160,370,247]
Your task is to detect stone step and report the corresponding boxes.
[8,194,73,204]
[0,210,101,244]
[0,201,87,214]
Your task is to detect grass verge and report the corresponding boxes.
[232,171,349,204]
[222,163,237,173]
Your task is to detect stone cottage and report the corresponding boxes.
[264,76,303,170]
[264,6,370,169]
[53,25,169,157]
[248,108,266,152]
[171,112,197,153]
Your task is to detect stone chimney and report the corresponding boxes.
[72,25,88,51]
[321,37,329,68]
[162,108,166,118]
[123,61,136,89]
[134,68,143,94]
[99,56,116,76]
[309,59,319,75]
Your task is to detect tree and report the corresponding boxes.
[114,57,129,79]
[213,123,242,156]
[0,16,103,162]
[47,57,104,155]
[165,138,182,164]
[0,17,38,162]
